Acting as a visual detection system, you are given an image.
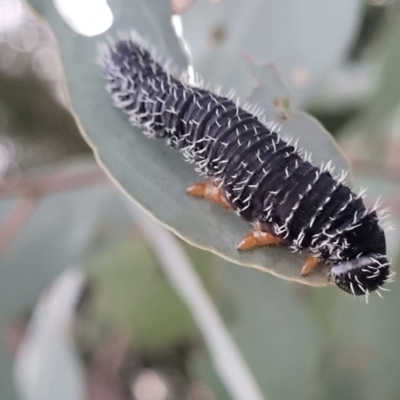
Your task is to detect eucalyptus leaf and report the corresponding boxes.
[0,199,25,400]
[194,259,322,400]
[340,15,400,146]
[365,19,400,135]
[0,337,17,400]
[299,174,400,400]
[246,61,350,172]
[86,237,205,351]
[313,273,400,400]
[181,0,362,106]
[0,181,131,317]
[14,269,86,400]
[0,199,18,223]
[0,163,131,399]
[26,0,352,287]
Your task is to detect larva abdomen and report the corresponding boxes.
[99,34,391,297]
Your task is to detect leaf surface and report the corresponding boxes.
[26,0,351,287]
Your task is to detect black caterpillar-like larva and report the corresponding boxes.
[98,33,393,297]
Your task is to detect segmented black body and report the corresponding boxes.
[99,34,391,296]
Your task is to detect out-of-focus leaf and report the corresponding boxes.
[313,271,400,400]
[23,0,351,287]
[0,199,18,222]
[0,70,87,153]
[246,62,350,173]
[0,184,130,316]
[0,199,24,400]
[0,338,17,400]
[307,62,376,114]
[196,353,232,400]
[86,237,213,351]
[357,17,400,138]
[0,161,131,399]
[308,172,400,400]
[339,15,400,155]
[14,269,86,400]
[194,259,322,400]
[181,0,362,106]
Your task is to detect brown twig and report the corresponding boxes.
[0,196,40,257]
[0,162,107,198]
[0,161,108,257]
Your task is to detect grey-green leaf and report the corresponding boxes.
[181,0,362,106]
[193,259,322,400]
[0,169,131,399]
[340,15,400,147]
[86,237,205,351]
[0,166,131,317]
[14,269,86,400]
[246,61,350,173]
[25,0,350,287]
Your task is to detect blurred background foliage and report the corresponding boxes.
[0,0,400,400]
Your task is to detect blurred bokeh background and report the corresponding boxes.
[1,0,400,399]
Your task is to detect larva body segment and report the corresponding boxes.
[99,33,391,297]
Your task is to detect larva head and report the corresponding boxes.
[330,254,391,296]
[329,210,393,296]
